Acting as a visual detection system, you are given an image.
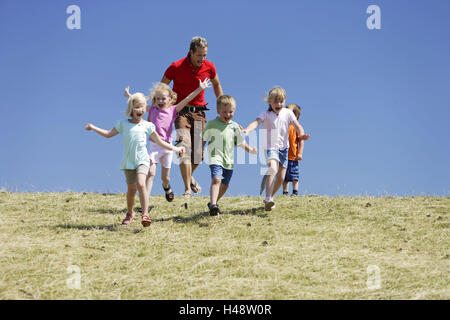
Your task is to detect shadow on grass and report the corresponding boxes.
[88,206,154,215]
[227,207,266,217]
[56,206,266,231]
[153,206,267,225]
[55,224,118,232]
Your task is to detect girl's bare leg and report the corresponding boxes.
[265,159,279,199]
[146,163,157,196]
[272,165,287,197]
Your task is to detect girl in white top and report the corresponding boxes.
[85,93,184,227]
[244,87,310,211]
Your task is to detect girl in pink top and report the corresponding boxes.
[244,87,310,211]
[125,78,211,202]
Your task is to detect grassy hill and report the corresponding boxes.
[0,192,448,299]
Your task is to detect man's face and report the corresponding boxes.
[189,47,208,68]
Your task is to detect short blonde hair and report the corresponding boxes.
[148,82,177,106]
[190,36,208,53]
[125,93,147,117]
[286,104,301,119]
[216,95,236,112]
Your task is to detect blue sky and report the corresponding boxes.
[1,0,449,196]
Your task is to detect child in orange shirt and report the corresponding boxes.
[283,104,303,196]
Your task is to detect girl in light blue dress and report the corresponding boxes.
[85,93,184,227]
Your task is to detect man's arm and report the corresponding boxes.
[161,76,171,85]
[211,74,223,98]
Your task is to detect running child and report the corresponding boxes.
[202,95,258,215]
[243,87,310,211]
[85,92,184,227]
[282,104,303,196]
[124,78,211,201]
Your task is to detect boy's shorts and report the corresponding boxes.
[284,160,300,182]
[265,148,288,168]
[123,164,149,185]
[148,142,173,168]
[209,164,233,186]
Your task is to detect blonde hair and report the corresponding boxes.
[216,95,236,112]
[190,36,208,53]
[148,82,177,106]
[286,104,301,119]
[264,86,287,111]
[125,93,147,117]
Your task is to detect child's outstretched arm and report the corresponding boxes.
[292,120,310,141]
[175,78,212,113]
[124,86,131,98]
[238,141,258,154]
[292,121,310,161]
[242,118,262,135]
[150,131,185,157]
[85,123,118,138]
[124,86,150,112]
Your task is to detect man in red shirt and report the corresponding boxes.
[162,36,223,197]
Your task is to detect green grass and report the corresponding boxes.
[0,192,448,299]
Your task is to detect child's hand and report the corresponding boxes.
[85,123,93,131]
[124,86,131,98]
[249,147,258,154]
[296,154,303,161]
[199,78,212,90]
[175,146,185,157]
[300,134,310,141]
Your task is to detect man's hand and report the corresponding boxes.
[199,78,211,90]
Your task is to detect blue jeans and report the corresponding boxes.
[265,148,288,168]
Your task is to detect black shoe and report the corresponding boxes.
[209,204,220,216]
[283,191,289,196]
[292,190,298,196]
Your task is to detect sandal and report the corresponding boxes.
[122,212,134,226]
[141,214,152,227]
[190,179,201,194]
[163,183,174,202]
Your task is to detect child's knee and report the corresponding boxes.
[211,177,221,185]
[136,182,146,192]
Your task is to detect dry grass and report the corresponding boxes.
[0,192,448,300]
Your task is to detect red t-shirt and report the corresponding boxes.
[164,54,217,106]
